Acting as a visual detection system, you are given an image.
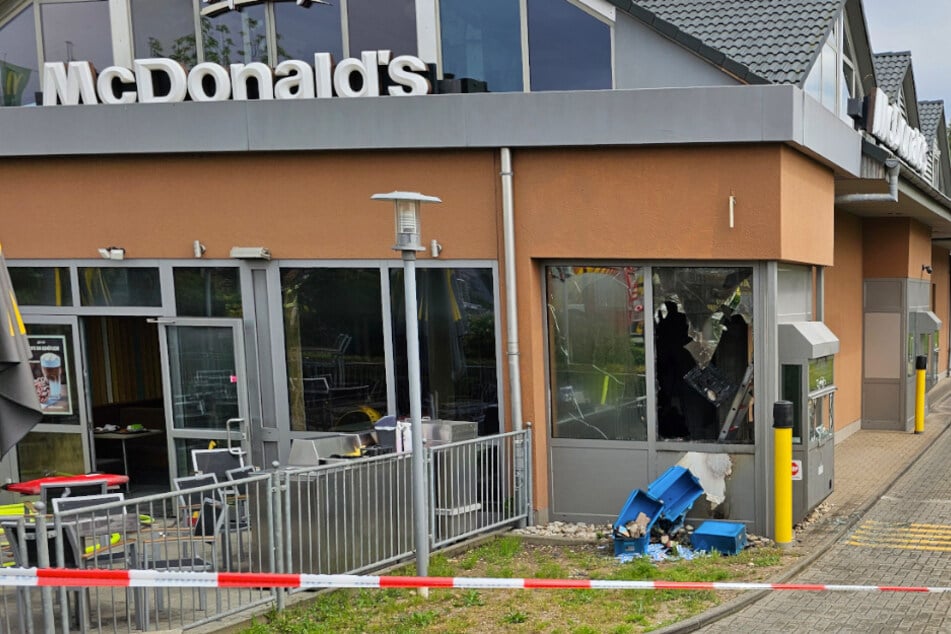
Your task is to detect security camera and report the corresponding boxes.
[923,265,933,274]
[193,240,206,258]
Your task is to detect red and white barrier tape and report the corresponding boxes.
[1,568,950,593]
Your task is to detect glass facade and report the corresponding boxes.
[131,0,197,65]
[202,5,268,65]
[282,268,387,432]
[174,267,242,318]
[9,267,72,306]
[440,0,523,92]
[41,0,112,71]
[0,4,39,106]
[78,267,161,307]
[527,0,612,91]
[347,0,416,57]
[391,268,498,431]
[273,1,342,62]
[547,266,647,441]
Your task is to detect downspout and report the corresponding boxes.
[501,147,530,527]
[501,148,523,433]
[834,157,900,204]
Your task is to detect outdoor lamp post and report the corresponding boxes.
[372,190,442,582]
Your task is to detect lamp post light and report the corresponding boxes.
[372,190,441,582]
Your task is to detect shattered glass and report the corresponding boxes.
[653,267,754,443]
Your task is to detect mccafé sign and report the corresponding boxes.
[41,51,430,106]
[865,87,929,174]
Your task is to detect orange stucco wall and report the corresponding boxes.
[780,147,836,266]
[0,151,502,260]
[862,218,921,279]
[933,245,950,376]
[825,212,864,430]
[509,145,834,514]
[0,144,839,519]
[907,220,933,280]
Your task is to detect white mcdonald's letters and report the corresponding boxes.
[42,51,431,106]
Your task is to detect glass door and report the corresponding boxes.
[157,318,250,478]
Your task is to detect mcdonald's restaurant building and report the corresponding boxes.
[1,0,950,536]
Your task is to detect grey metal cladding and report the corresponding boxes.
[633,0,844,85]
[917,100,944,144]
[872,52,911,102]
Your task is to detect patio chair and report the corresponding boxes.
[50,493,134,630]
[172,473,234,569]
[39,479,109,507]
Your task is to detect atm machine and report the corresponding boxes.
[911,311,942,391]
[778,322,840,522]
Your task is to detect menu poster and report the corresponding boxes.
[28,335,73,416]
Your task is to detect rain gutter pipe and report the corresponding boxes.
[501,148,523,433]
[834,157,900,204]
[501,148,530,526]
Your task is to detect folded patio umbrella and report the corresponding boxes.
[0,241,43,458]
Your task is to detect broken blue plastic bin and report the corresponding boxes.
[646,466,703,527]
[690,520,747,555]
[612,489,664,555]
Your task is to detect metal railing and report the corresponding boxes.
[0,430,531,632]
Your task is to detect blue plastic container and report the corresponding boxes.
[690,520,747,555]
[612,489,664,555]
[647,466,703,527]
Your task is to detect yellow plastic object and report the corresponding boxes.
[85,532,121,555]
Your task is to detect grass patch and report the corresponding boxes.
[241,538,790,633]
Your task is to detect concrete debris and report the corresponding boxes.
[794,501,832,532]
[512,521,613,542]
[615,512,651,538]
[513,522,775,551]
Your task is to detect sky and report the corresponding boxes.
[863,0,951,111]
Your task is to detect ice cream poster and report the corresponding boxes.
[28,335,72,415]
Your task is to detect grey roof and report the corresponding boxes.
[918,101,945,144]
[873,52,911,102]
[619,0,844,85]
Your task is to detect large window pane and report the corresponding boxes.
[547,266,646,441]
[174,267,242,317]
[282,269,385,432]
[202,5,267,65]
[653,267,754,443]
[274,2,342,63]
[41,0,112,71]
[78,268,161,307]
[9,267,72,306]
[0,5,39,106]
[528,0,612,91]
[347,0,416,56]
[391,268,499,434]
[132,0,197,66]
[18,432,84,481]
[440,0,522,92]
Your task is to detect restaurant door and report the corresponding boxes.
[156,318,250,479]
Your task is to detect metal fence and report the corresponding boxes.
[0,430,531,633]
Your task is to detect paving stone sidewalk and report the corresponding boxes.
[661,378,951,633]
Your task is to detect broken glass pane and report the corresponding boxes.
[547,266,647,441]
[653,267,754,443]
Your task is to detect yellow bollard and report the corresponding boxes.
[773,401,793,547]
[915,355,927,434]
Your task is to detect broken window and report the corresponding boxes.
[653,267,754,443]
[547,266,647,440]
